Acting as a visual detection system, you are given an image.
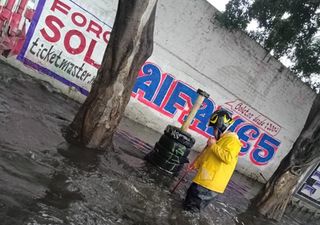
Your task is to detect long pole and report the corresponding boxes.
[170,89,210,193]
[181,89,209,132]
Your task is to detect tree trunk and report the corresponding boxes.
[252,94,320,220]
[65,0,158,150]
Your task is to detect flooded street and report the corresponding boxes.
[0,60,316,225]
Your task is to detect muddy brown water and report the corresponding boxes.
[0,60,316,225]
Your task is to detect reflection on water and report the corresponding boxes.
[0,60,316,225]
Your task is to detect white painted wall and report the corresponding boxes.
[1,0,316,183]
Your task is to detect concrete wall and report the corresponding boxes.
[0,0,316,183]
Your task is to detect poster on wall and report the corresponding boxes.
[296,163,320,208]
[17,0,112,95]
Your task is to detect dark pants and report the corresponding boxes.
[183,182,218,212]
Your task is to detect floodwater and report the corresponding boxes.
[0,60,317,225]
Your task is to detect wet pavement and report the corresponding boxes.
[0,60,317,225]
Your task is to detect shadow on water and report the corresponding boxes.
[233,208,276,225]
[57,142,101,173]
[39,172,84,210]
[39,143,102,210]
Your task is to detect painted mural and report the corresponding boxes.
[2,0,282,168]
[131,62,282,166]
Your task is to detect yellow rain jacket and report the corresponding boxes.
[192,132,242,193]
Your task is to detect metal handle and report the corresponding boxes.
[181,89,210,132]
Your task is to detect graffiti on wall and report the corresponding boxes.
[296,163,320,208]
[226,100,281,136]
[15,0,282,166]
[132,62,216,138]
[225,100,281,165]
[0,0,35,57]
[17,0,112,95]
[132,62,282,166]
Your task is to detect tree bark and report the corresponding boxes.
[252,94,320,220]
[65,0,158,150]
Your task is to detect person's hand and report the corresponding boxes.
[187,163,195,170]
[207,137,216,147]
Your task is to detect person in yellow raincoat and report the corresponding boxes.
[183,108,242,212]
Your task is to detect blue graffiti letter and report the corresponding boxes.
[132,63,161,101]
[237,124,260,155]
[163,82,197,115]
[250,133,281,165]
